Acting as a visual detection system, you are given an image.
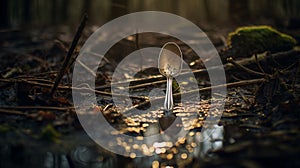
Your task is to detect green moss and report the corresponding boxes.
[225,25,297,58]
[40,124,61,143]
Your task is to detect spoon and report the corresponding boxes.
[158,42,183,111]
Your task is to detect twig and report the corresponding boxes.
[72,83,147,100]
[96,74,165,90]
[0,106,74,111]
[235,88,251,104]
[82,51,117,69]
[13,71,58,78]
[173,78,265,98]
[0,108,29,117]
[254,53,265,73]
[128,80,166,90]
[96,49,299,90]
[96,50,296,90]
[123,78,266,114]
[15,77,54,84]
[0,78,147,100]
[77,60,97,77]
[50,13,88,97]
[103,79,167,91]
[227,57,269,77]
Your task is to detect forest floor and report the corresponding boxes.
[0,23,300,168]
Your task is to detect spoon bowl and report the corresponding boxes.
[158,42,183,78]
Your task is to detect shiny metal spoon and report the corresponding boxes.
[158,42,183,111]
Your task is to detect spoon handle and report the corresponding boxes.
[164,77,173,111]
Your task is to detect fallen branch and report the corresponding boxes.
[50,13,88,97]
[128,80,167,90]
[1,49,298,102]
[123,78,266,114]
[96,74,164,90]
[227,57,268,77]
[14,71,58,78]
[96,49,300,90]
[0,106,74,111]
[0,78,147,100]
[0,108,29,117]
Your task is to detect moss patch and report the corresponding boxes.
[40,124,61,143]
[222,26,297,59]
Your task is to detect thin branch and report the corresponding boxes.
[96,74,165,90]
[0,106,74,111]
[123,78,266,114]
[83,51,117,69]
[254,53,265,74]
[95,49,299,90]
[0,78,147,101]
[128,80,166,90]
[16,77,54,84]
[13,71,58,78]
[77,60,97,77]
[227,57,269,77]
[50,13,88,97]
[0,108,29,117]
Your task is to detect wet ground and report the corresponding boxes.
[0,24,300,168]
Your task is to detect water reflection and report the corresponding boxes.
[44,153,70,168]
[0,124,223,168]
[196,124,224,157]
[68,146,117,168]
[70,124,224,167]
[135,124,224,167]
